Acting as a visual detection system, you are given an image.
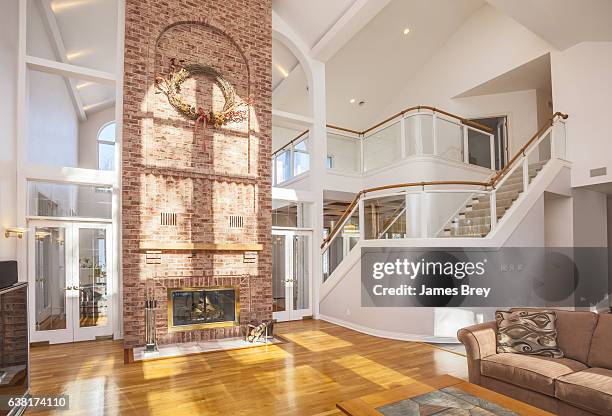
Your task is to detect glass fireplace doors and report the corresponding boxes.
[27,221,113,344]
[272,230,312,322]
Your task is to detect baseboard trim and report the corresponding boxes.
[318,314,459,344]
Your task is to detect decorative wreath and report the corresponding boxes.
[155,58,248,130]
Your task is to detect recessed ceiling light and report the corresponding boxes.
[403,28,411,35]
[349,98,356,104]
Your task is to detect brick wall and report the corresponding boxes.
[122,0,272,349]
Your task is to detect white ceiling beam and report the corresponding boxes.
[311,0,393,62]
[37,0,87,121]
[272,109,314,126]
[25,55,116,85]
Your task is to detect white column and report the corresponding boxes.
[308,60,327,318]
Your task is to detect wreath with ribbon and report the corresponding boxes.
[155,58,248,130]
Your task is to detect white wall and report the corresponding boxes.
[78,107,115,169]
[26,1,79,167]
[551,42,612,187]
[0,0,18,261]
[371,4,552,154]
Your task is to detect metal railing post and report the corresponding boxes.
[358,198,365,240]
[490,189,497,229]
[360,133,364,173]
[432,112,438,156]
[400,116,406,159]
[463,125,469,164]
[522,157,529,191]
[489,133,495,170]
[416,115,423,156]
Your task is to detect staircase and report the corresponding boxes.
[440,161,547,237]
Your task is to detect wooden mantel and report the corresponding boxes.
[139,242,263,251]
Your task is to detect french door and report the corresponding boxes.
[28,221,113,343]
[272,230,312,321]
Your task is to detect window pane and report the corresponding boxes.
[28,181,112,219]
[98,143,115,171]
[98,123,116,143]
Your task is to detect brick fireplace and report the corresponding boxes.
[121,0,272,357]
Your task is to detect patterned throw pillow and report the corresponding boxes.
[495,310,564,358]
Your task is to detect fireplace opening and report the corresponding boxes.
[168,287,239,331]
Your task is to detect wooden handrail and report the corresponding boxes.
[490,112,568,187]
[274,105,494,159]
[272,129,309,157]
[320,180,490,249]
[320,111,568,249]
[327,105,494,137]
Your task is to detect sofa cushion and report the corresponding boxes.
[481,353,587,396]
[588,314,612,369]
[510,308,599,363]
[556,367,612,416]
[496,310,563,357]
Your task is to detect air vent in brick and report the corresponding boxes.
[160,212,178,226]
[229,215,244,228]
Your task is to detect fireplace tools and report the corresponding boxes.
[145,283,158,352]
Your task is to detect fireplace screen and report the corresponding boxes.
[168,287,239,331]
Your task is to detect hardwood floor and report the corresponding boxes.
[29,320,468,415]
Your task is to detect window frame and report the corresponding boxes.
[97,121,116,171]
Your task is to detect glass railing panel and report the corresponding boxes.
[529,130,551,184]
[404,115,419,156]
[467,129,492,168]
[426,191,491,238]
[421,114,434,155]
[293,138,310,176]
[436,118,463,162]
[363,122,401,172]
[551,122,567,160]
[27,180,112,219]
[364,195,406,239]
[274,149,291,184]
[322,206,360,282]
[327,133,361,173]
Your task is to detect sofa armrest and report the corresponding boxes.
[457,321,498,360]
[457,321,498,385]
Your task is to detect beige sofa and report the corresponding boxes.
[458,310,612,416]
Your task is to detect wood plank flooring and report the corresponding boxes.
[29,320,468,415]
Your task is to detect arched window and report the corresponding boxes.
[97,122,116,171]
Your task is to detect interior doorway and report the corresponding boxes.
[272,229,312,321]
[27,221,113,344]
[470,116,508,170]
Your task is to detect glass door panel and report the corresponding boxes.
[272,234,287,316]
[73,224,113,341]
[34,227,67,331]
[78,228,109,328]
[292,234,310,312]
[273,230,312,322]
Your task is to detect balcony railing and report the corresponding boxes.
[327,106,496,174]
[272,130,310,186]
[272,106,495,186]
[322,112,568,282]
